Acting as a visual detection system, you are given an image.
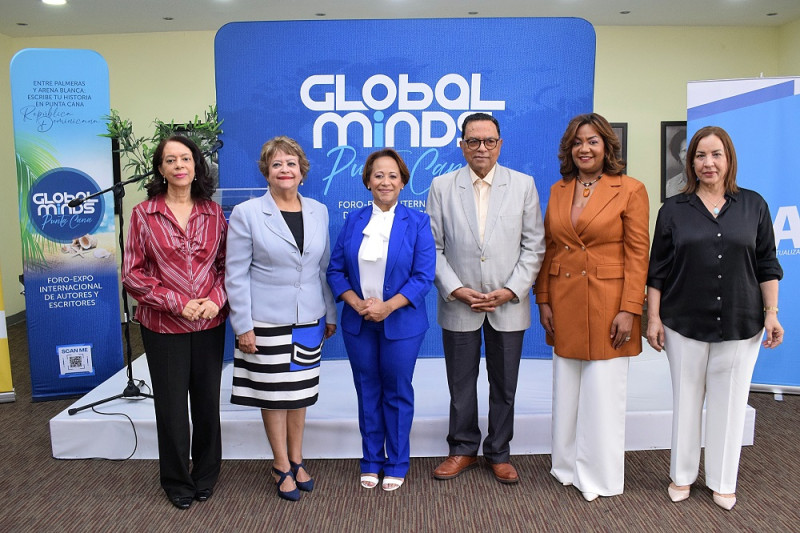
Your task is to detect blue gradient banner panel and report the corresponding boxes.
[215,18,595,359]
[688,78,800,390]
[10,49,123,400]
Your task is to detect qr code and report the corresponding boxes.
[57,344,93,376]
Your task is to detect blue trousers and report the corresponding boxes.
[343,321,424,478]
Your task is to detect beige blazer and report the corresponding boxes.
[427,164,546,332]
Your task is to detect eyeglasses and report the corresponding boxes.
[462,137,500,151]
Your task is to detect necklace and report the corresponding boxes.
[698,191,725,216]
[576,175,602,197]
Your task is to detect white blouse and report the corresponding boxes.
[358,203,396,300]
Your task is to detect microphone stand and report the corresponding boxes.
[68,170,154,415]
[68,141,223,415]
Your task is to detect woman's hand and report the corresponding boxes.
[341,290,370,314]
[196,299,219,320]
[324,323,337,339]
[361,298,393,322]
[181,297,219,321]
[646,315,665,352]
[610,311,634,350]
[237,329,257,354]
[760,281,782,349]
[538,303,555,337]
[181,297,209,321]
[762,313,784,349]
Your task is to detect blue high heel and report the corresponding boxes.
[290,460,315,492]
[272,467,300,501]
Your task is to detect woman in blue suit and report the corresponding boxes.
[327,149,435,492]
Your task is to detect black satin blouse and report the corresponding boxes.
[647,188,782,342]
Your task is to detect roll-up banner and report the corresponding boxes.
[688,77,800,392]
[0,269,13,403]
[10,49,123,400]
[215,18,596,360]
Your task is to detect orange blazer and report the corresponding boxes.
[534,174,650,359]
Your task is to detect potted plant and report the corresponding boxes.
[103,105,223,186]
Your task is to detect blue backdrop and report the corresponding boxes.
[215,18,595,359]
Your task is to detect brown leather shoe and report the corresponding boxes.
[489,462,519,484]
[433,455,478,480]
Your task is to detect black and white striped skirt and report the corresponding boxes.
[230,318,324,410]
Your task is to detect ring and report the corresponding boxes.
[625,337,631,341]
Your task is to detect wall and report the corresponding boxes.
[1,22,799,315]
[1,33,23,316]
[779,18,800,73]
[594,26,781,235]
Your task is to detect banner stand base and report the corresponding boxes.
[751,384,800,397]
[0,390,15,403]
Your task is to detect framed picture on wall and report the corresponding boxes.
[610,122,628,172]
[661,121,687,201]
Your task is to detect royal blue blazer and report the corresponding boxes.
[327,203,435,340]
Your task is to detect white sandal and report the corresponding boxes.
[360,473,379,489]
[382,476,404,492]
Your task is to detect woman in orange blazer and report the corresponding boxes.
[534,113,650,502]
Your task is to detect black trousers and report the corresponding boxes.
[141,323,225,499]
[442,319,524,463]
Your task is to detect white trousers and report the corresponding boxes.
[663,326,762,494]
[550,354,630,496]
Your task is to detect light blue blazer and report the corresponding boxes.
[327,203,435,340]
[225,191,336,335]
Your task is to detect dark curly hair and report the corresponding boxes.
[558,113,626,180]
[145,135,215,199]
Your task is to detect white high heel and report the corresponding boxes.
[382,476,404,492]
[360,473,379,489]
[582,491,599,502]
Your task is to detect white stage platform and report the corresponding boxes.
[50,344,755,460]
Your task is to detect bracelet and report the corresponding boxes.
[764,306,779,313]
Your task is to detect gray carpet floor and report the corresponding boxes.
[1,321,798,532]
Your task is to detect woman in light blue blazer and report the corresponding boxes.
[226,136,336,502]
[327,149,435,492]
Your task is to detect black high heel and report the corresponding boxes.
[273,467,300,501]
[290,460,315,492]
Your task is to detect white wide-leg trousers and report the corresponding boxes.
[550,354,630,496]
[663,326,762,494]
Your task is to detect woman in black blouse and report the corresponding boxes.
[646,126,783,511]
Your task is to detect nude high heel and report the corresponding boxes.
[713,492,736,510]
[668,482,690,502]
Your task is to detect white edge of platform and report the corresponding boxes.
[50,345,755,459]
